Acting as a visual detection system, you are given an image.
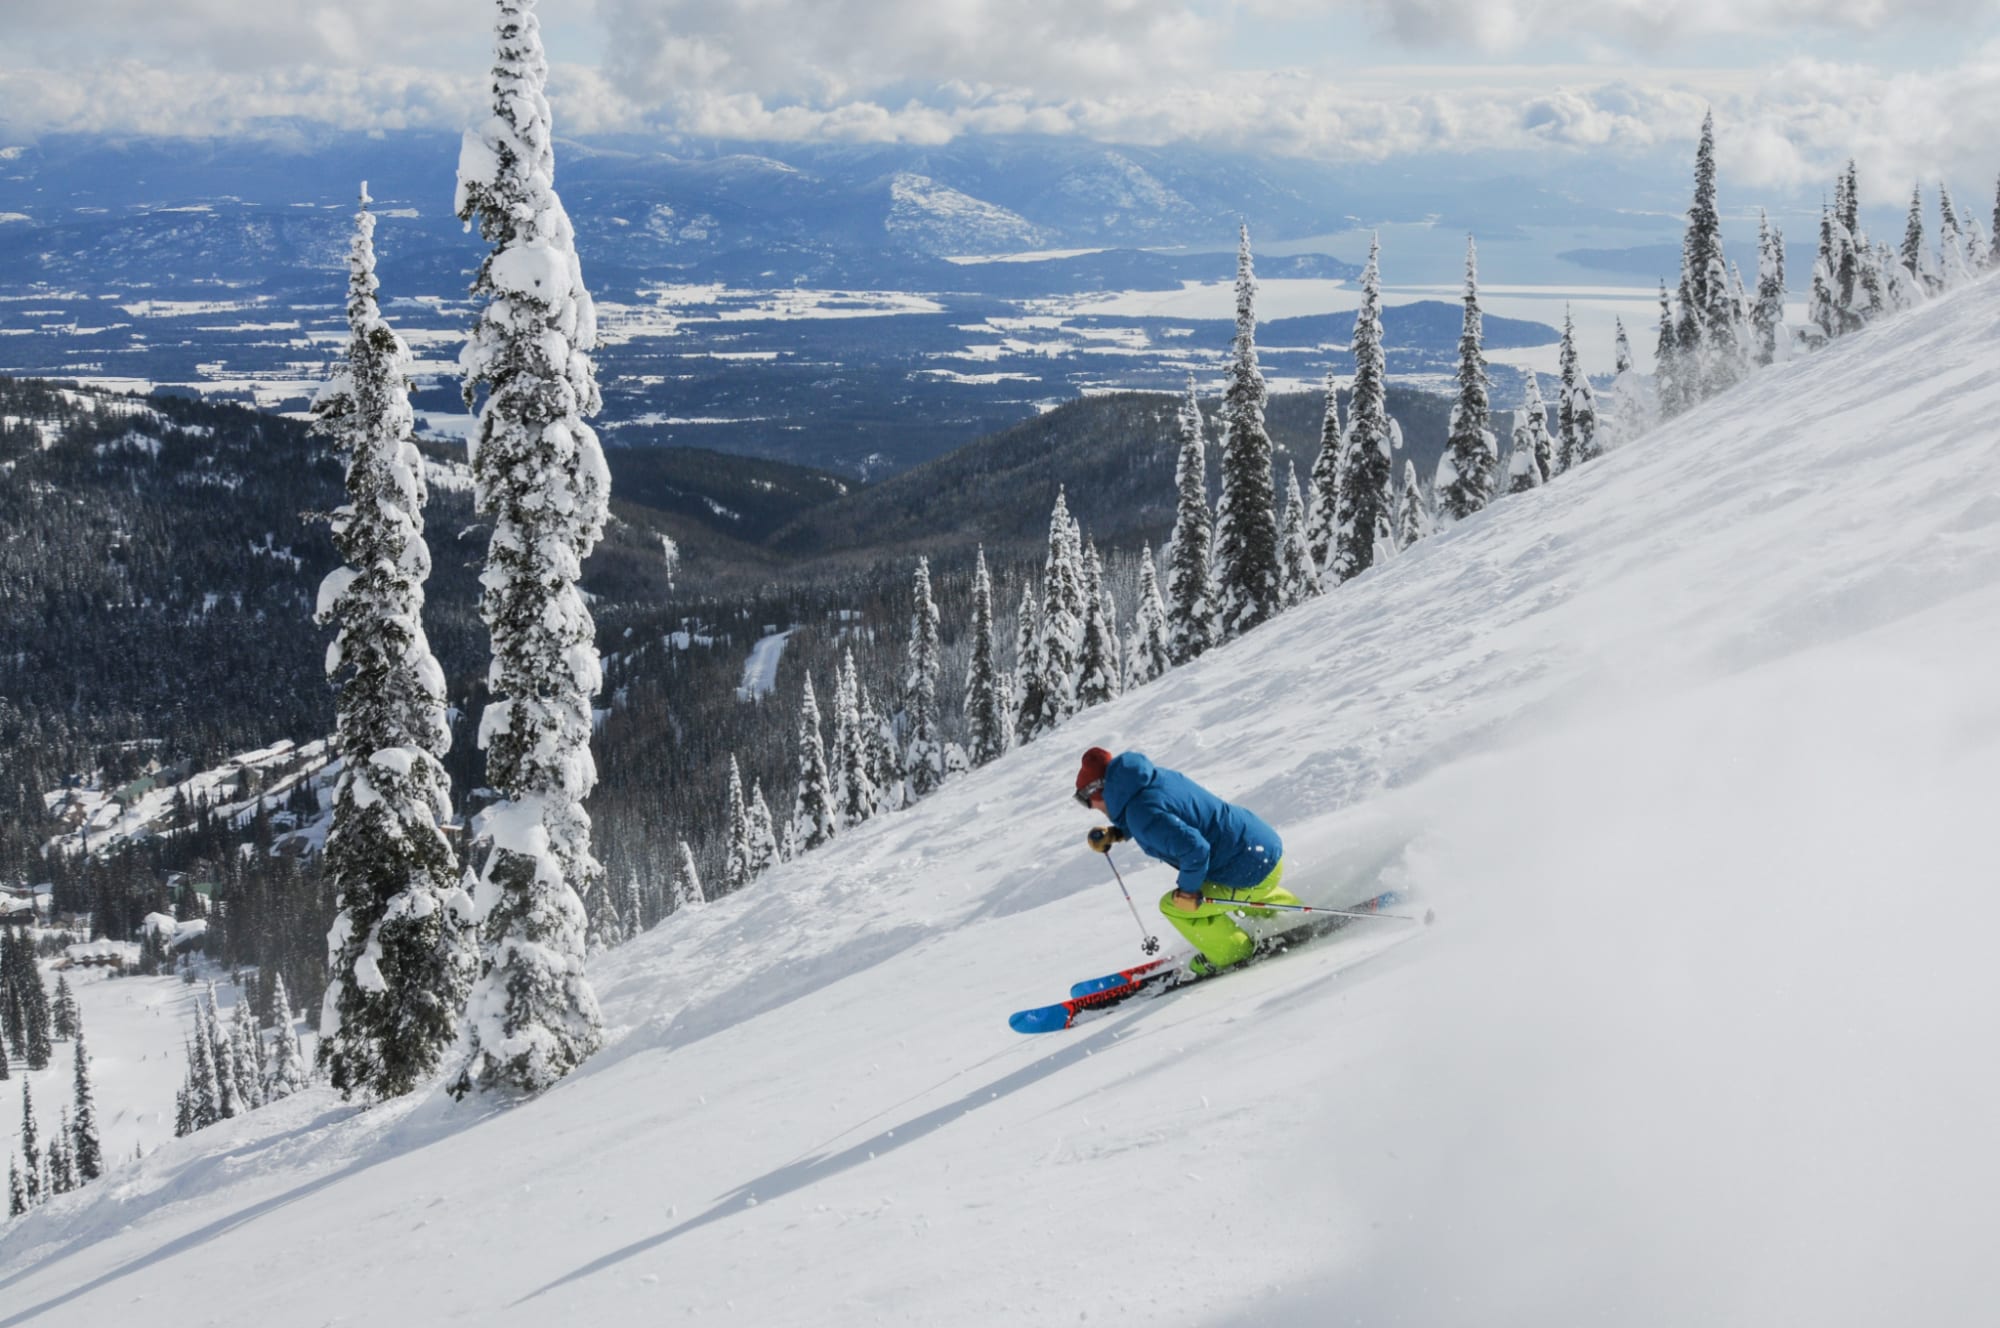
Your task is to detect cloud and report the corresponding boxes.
[0,61,647,143]
[2,36,1997,212]
[594,0,1218,103]
[5,0,480,71]
[1241,0,1999,54]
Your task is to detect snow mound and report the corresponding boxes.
[8,277,2000,1325]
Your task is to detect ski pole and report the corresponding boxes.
[1102,851,1161,954]
[1222,897,1436,926]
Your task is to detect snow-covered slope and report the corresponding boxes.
[884,172,1051,255]
[8,278,2000,1325]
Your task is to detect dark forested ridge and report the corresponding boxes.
[768,384,1456,563]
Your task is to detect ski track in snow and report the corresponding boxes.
[6,277,2000,1325]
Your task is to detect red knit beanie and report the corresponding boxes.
[1076,747,1112,793]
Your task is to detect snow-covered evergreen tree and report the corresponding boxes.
[1601,318,1655,452]
[1305,368,1343,575]
[314,182,472,1102]
[1278,462,1316,605]
[1510,374,1553,491]
[1394,460,1431,549]
[1557,310,1600,471]
[837,652,878,825]
[1655,281,1689,417]
[1807,205,1841,348]
[1075,539,1121,708]
[185,1025,220,1130]
[746,781,781,876]
[1127,547,1172,688]
[1681,111,1743,396]
[1902,185,1931,292]
[1211,223,1282,636]
[68,1024,100,1183]
[1964,218,1990,272]
[1504,418,1544,494]
[265,975,310,1101]
[1022,496,1082,738]
[1939,183,1974,288]
[203,988,238,1121]
[18,1080,40,1206]
[1555,310,1581,476]
[1753,211,1789,367]
[672,841,704,913]
[49,1107,75,1195]
[50,976,76,1042]
[8,1154,24,1217]
[1011,580,1045,742]
[451,0,610,1098]
[790,676,837,853]
[1437,235,1496,523]
[862,682,906,812]
[1166,375,1217,662]
[1991,175,2000,269]
[229,998,263,1112]
[721,755,753,892]
[1832,161,1864,323]
[963,547,1011,767]
[903,558,948,800]
[1332,234,1395,584]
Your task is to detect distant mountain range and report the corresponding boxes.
[0,131,1593,476]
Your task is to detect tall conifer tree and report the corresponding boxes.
[746,781,781,875]
[1128,548,1172,688]
[1656,279,1693,416]
[18,1080,39,1206]
[1332,234,1395,584]
[1024,496,1082,737]
[903,558,947,799]
[1075,539,1121,709]
[1395,461,1431,549]
[70,1023,101,1183]
[1902,185,1929,289]
[266,975,311,1101]
[1011,580,1046,742]
[1165,377,1216,663]
[314,183,471,1099]
[723,755,753,892]
[1212,223,1282,636]
[671,842,704,914]
[1682,111,1742,395]
[1278,462,1316,605]
[790,677,837,853]
[837,651,878,825]
[1305,368,1343,575]
[964,547,1010,767]
[1753,211,1789,366]
[451,0,609,1098]
[1437,235,1496,522]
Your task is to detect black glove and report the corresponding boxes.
[1087,826,1128,853]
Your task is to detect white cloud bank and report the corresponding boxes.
[1,3,1997,198]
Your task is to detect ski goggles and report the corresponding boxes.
[1074,778,1105,807]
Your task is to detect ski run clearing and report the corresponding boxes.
[6,276,2000,1326]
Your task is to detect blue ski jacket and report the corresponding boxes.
[1100,752,1283,894]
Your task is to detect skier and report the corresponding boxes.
[1076,746,1301,975]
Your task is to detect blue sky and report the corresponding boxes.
[1,1,1995,202]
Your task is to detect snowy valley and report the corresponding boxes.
[4,235,1997,1327]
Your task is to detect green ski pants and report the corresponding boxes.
[1157,860,1299,967]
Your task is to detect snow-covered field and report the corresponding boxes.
[3,966,302,1174]
[5,275,2000,1325]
